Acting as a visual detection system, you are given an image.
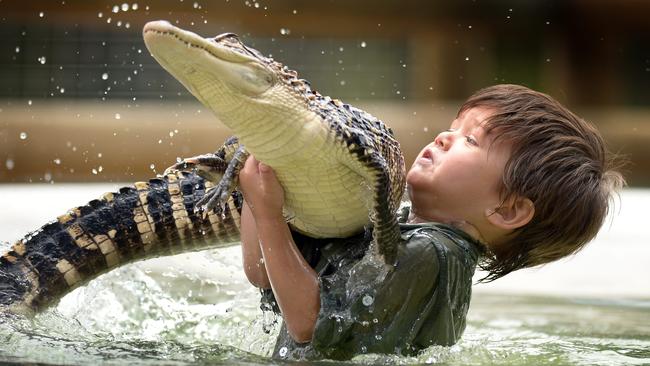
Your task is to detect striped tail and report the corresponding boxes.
[0,170,242,314]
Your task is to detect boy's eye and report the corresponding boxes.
[465,135,478,146]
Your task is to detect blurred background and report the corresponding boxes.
[0,0,648,184]
[0,3,649,364]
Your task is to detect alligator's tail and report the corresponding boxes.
[0,170,242,314]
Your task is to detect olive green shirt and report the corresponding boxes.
[260,209,482,361]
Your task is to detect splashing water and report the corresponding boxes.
[0,248,280,365]
[0,186,649,365]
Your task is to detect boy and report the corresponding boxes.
[237,84,623,360]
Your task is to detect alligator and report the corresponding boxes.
[0,21,405,313]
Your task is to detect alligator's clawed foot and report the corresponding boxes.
[195,181,231,216]
[195,146,249,217]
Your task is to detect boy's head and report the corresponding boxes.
[407,84,624,281]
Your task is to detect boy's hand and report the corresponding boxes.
[238,155,285,221]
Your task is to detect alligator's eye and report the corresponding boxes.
[242,44,265,60]
[212,32,239,42]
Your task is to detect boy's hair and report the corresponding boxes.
[459,84,625,282]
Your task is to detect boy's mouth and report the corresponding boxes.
[418,148,435,165]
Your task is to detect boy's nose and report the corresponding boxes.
[434,130,454,151]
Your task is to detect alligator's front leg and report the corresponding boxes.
[165,136,249,214]
[195,146,249,213]
[164,153,229,183]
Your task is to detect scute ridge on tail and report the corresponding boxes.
[0,170,242,313]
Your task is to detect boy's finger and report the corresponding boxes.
[258,162,271,174]
[242,155,259,173]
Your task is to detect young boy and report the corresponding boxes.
[237,84,623,360]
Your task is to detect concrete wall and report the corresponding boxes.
[1,100,648,185]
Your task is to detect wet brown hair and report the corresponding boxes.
[459,84,625,282]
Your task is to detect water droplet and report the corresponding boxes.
[38,56,46,64]
[423,127,428,132]
[362,294,374,306]
[360,41,367,48]
[97,153,102,158]
[27,100,32,106]
[5,158,15,170]
[169,131,174,137]
[44,172,52,182]
[98,165,103,172]
[292,9,297,14]
[340,80,346,86]
[19,132,28,140]
[106,17,112,24]
[15,46,20,53]
[125,22,130,29]
[114,113,121,119]
[117,20,122,27]
[92,168,98,174]
[98,12,103,18]
[53,158,61,165]
[339,46,344,52]
[280,28,290,35]
[375,334,382,340]
[278,347,288,357]
[59,87,65,94]
[373,318,378,323]
[112,5,119,13]
[157,139,162,144]
[150,163,155,170]
[132,3,139,10]
[38,11,44,17]
[121,3,129,11]
[361,345,367,353]
[465,56,470,61]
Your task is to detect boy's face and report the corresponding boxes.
[406,107,510,226]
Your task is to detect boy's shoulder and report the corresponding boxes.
[397,203,482,265]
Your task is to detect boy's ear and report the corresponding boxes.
[485,196,535,230]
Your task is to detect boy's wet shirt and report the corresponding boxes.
[261,215,482,361]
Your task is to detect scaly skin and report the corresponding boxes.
[0,169,243,313]
[0,138,242,314]
[143,21,405,264]
[0,22,406,313]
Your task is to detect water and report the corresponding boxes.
[0,185,648,365]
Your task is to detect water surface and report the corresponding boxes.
[1,185,648,365]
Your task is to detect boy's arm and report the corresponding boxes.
[238,156,321,343]
[240,200,271,289]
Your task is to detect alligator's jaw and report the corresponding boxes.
[143,21,276,105]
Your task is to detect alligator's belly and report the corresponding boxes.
[279,165,370,238]
[230,105,373,238]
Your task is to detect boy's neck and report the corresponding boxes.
[407,210,488,245]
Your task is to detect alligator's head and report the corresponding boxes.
[143,21,315,123]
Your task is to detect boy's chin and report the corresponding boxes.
[405,170,431,190]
